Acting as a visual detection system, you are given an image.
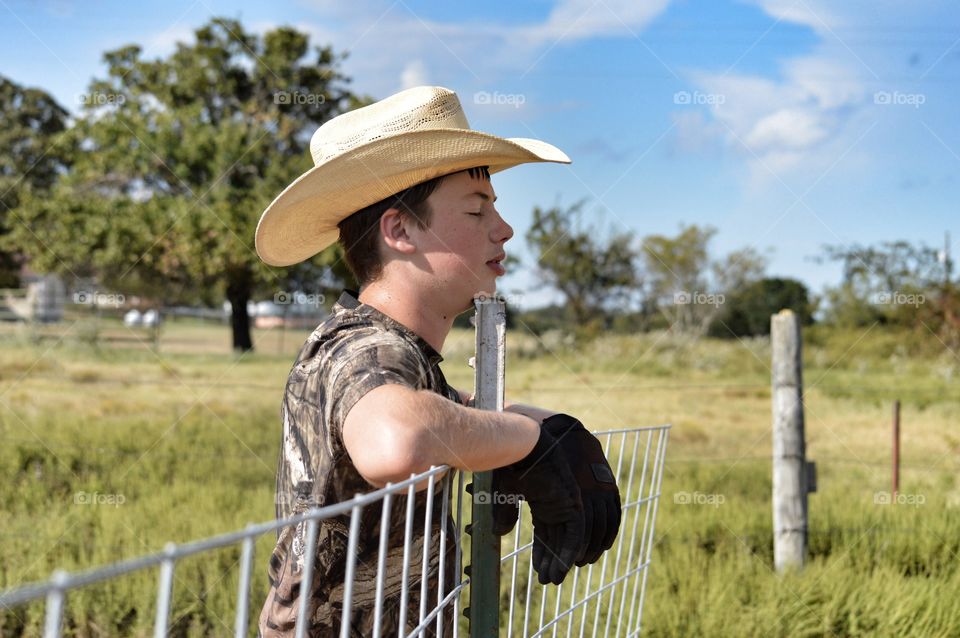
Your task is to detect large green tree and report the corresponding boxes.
[0,75,71,288]
[5,18,358,351]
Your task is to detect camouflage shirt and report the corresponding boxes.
[259,290,461,637]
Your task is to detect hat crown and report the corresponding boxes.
[309,86,471,166]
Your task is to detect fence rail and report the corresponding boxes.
[0,425,669,637]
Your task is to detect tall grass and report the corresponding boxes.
[0,322,957,636]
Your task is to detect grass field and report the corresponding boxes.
[1,317,958,636]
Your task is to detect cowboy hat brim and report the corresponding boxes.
[254,128,571,267]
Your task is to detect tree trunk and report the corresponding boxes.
[226,271,254,353]
[0,242,20,289]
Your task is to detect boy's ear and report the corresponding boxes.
[379,207,417,255]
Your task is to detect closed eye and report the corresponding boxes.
[466,211,483,217]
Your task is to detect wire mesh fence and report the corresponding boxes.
[492,426,670,638]
[0,424,670,637]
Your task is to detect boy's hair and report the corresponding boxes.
[337,166,490,286]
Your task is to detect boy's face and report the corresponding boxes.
[408,170,514,312]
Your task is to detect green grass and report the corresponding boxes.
[0,321,958,636]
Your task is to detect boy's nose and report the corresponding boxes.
[494,212,514,242]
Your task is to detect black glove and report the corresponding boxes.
[493,427,585,585]
[541,414,621,566]
[490,468,523,536]
[464,474,523,535]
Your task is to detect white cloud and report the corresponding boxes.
[782,55,865,109]
[686,60,865,173]
[741,0,842,31]
[399,60,429,90]
[676,1,880,182]
[676,0,959,193]
[522,0,673,44]
[745,108,828,150]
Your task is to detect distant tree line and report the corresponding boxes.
[517,204,814,341]
[515,202,956,345]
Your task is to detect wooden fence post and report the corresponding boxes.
[771,309,807,572]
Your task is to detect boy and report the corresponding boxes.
[255,86,620,636]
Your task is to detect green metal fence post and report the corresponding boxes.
[467,295,506,637]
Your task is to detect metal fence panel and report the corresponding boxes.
[0,425,668,637]
[496,426,670,638]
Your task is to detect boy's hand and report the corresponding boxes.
[493,427,585,585]
[541,414,621,566]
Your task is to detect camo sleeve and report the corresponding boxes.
[325,330,430,454]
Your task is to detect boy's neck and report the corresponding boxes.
[357,279,457,355]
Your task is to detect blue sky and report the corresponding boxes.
[2,0,958,308]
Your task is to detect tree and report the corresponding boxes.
[525,201,639,336]
[641,224,718,334]
[4,19,357,351]
[0,75,71,288]
[820,241,942,298]
[817,240,959,345]
[712,246,768,294]
[709,277,813,338]
[641,225,773,336]
[817,241,946,327]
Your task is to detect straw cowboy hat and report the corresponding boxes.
[254,85,571,267]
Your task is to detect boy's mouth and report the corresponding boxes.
[486,253,505,275]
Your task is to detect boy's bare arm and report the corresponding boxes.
[502,402,559,423]
[454,387,558,423]
[343,384,540,488]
